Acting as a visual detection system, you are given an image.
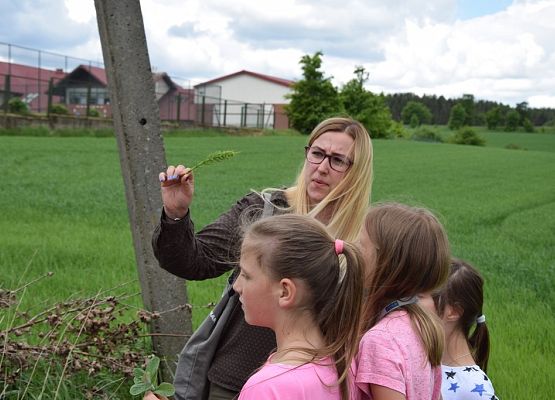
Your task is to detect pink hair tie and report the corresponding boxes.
[334,239,344,255]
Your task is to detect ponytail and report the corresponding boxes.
[469,317,490,372]
[318,241,365,400]
[433,259,491,372]
[242,214,365,400]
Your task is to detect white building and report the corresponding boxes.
[194,70,294,129]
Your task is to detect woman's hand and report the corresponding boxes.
[159,164,194,220]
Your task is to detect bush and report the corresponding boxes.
[87,108,101,117]
[449,127,485,146]
[49,104,69,115]
[505,143,526,150]
[411,127,444,143]
[387,121,409,139]
[7,97,29,115]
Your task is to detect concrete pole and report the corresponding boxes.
[94,0,191,380]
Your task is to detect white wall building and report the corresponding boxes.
[194,70,294,129]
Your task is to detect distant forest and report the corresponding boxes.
[384,92,555,126]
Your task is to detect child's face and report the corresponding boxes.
[417,292,437,315]
[358,228,377,272]
[233,241,279,329]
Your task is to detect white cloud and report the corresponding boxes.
[358,0,555,105]
[1,0,554,107]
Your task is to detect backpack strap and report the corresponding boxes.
[261,191,275,218]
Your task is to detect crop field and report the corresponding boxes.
[1,131,554,398]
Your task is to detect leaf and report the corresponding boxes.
[129,382,153,396]
[133,367,145,378]
[154,382,176,397]
[133,376,143,384]
[146,356,160,385]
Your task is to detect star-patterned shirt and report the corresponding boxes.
[441,364,498,400]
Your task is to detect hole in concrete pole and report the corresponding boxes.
[139,118,147,125]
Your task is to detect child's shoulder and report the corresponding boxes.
[240,361,340,399]
[361,311,419,349]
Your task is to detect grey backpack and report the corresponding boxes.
[173,192,275,400]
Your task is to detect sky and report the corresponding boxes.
[1,0,554,108]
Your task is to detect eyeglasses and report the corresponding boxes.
[304,146,352,172]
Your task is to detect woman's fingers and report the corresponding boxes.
[160,165,192,184]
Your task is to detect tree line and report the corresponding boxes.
[285,52,555,135]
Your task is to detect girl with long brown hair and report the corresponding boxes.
[356,203,450,400]
[233,214,365,399]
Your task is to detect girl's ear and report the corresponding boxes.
[445,303,463,322]
[278,278,297,308]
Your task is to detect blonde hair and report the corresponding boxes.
[362,203,449,366]
[243,214,365,400]
[285,117,373,242]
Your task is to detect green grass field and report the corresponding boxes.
[1,131,554,398]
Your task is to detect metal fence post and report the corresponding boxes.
[47,78,53,117]
[3,74,10,115]
[201,95,206,126]
[176,93,181,123]
[86,83,92,118]
[223,99,227,127]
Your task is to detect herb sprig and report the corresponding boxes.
[190,150,238,171]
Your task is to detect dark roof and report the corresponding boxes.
[52,64,108,91]
[194,70,294,88]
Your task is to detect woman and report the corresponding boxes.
[152,117,373,400]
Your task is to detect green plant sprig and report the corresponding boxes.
[130,356,175,397]
[190,150,239,171]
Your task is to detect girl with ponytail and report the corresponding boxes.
[356,203,450,400]
[430,259,499,400]
[233,214,365,400]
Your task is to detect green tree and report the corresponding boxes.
[523,118,535,132]
[460,94,475,125]
[285,51,342,134]
[516,101,529,124]
[339,66,392,138]
[401,100,432,126]
[505,109,520,131]
[448,103,467,130]
[486,106,502,130]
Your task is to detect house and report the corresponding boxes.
[50,65,196,120]
[0,61,66,112]
[51,64,111,116]
[0,61,195,121]
[194,70,294,129]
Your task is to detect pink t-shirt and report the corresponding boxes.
[238,356,360,400]
[356,310,442,400]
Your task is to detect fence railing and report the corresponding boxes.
[1,42,289,129]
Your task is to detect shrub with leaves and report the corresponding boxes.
[411,127,444,143]
[449,127,485,146]
[49,104,69,115]
[0,271,195,398]
[130,356,175,397]
[87,108,101,117]
[7,97,30,115]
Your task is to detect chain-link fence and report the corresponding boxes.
[1,42,289,129]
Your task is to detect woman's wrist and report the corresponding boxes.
[164,207,189,221]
